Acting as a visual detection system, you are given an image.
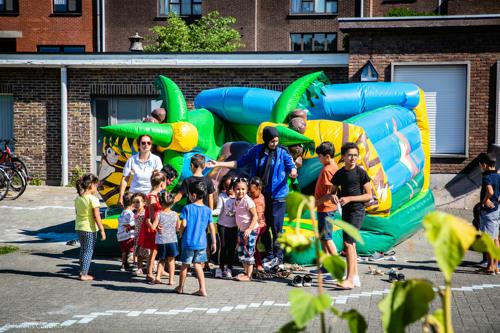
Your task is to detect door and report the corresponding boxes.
[0,95,13,150]
[92,97,162,173]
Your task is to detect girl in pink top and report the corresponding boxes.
[232,177,259,282]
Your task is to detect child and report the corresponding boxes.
[233,177,259,282]
[174,154,215,210]
[152,191,179,285]
[213,174,237,279]
[176,181,217,296]
[314,142,339,258]
[137,170,166,282]
[478,152,500,274]
[132,192,148,276]
[330,142,372,290]
[74,173,106,281]
[249,177,266,272]
[117,192,135,271]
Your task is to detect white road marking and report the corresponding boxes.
[2,283,500,332]
[0,205,74,210]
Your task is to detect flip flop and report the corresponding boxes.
[191,290,207,297]
[332,283,354,290]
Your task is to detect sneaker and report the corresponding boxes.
[215,268,223,279]
[478,259,488,268]
[369,252,385,262]
[323,275,336,282]
[120,265,126,272]
[223,268,233,279]
[302,274,312,287]
[291,275,303,287]
[263,257,280,270]
[262,256,274,263]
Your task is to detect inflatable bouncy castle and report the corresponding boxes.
[97,72,434,261]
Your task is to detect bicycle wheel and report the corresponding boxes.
[4,166,26,200]
[11,157,29,181]
[0,168,9,201]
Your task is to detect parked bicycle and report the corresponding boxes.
[0,138,29,200]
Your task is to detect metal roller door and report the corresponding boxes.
[392,64,468,156]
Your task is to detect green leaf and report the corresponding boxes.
[378,279,435,333]
[339,309,368,333]
[423,211,477,281]
[425,309,445,333]
[471,232,500,260]
[331,218,364,245]
[289,289,331,328]
[277,321,306,333]
[278,231,312,253]
[322,254,346,281]
[286,191,308,222]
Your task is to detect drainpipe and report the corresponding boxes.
[102,0,106,52]
[360,0,364,17]
[96,0,101,52]
[254,0,258,51]
[61,67,68,186]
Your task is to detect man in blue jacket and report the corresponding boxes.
[208,126,298,267]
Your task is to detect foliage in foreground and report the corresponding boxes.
[279,192,500,333]
[0,245,19,255]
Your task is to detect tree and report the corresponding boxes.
[145,11,244,52]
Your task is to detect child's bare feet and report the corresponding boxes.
[167,281,175,286]
[80,275,94,281]
[234,273,251,282]
[174,286,183,294]
[191,290,207,297]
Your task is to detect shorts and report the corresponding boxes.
[157,242,179,260]
[237,228,258,265]
[480,209,500,239]
[180,248,207,264]
[119,238,134,253]
[341,209,365,244]
[317,211,336,241]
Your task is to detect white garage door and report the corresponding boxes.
[393,64,468,156]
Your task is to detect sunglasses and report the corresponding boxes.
[140,141,152,146]
[232,177,248,184]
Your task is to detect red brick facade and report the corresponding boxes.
[366,0,500,17]
[0,67,347,184]
[0,0,94,52]
[345,25,500,173]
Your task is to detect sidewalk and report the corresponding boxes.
[0,186,498,333]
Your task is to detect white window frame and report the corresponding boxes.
[391,61,470,158]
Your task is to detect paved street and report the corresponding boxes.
[0,186,499,332]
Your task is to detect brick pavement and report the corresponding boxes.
[0,187,499,332]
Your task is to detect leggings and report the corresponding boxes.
[217,224,238,269]
[78,231,97,275]
[253,226,267,268]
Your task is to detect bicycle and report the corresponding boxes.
[0,167,10,201]
[0,138,29,181]
[0,163,26,200]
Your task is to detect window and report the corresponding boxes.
[53,0,81,14]
[0,0,18,14]
[37,45,85,53]
[290,33,336,52]
[290,0,338,14]
[158,0,202,17]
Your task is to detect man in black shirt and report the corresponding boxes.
[331,142,372,290]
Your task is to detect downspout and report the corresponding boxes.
[61,67,68,186]
[360,0,364,17]
[254,0,258,51]
[102,0,106,52]
[96,0,101,52]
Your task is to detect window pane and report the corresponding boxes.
[326,0,337,13]
[181,0,191,15]
[315,0,325,13]
[290,0,300,13]
[38,46,61,53]
[193,3,201,15]
[303,34,312,51]
[326,33,337,51]
[302,1,313,13]
[291,34,301,51]
[313,33,325,51]
[170,3,180,14]
[63,46,84,53]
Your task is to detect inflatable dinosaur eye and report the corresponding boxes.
[106,147,113,156]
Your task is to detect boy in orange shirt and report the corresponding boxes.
[314,141,339,257]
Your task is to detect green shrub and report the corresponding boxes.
[0,245,19,255]
[68,165,86,187]
[29,177,43,186]
[385,8,437,17]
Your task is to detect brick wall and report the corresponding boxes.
[1,67,347,183]
[0,0,94,52]
[347,26,500,173]
[366,0,439,17]
[366,0,500,17]
[446,0,500,15]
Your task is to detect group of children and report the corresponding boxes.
[74,140,375,293]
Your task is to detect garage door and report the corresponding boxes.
[393,64,468,156]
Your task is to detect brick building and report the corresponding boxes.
[0,53,347,184]
[0,0,94,53]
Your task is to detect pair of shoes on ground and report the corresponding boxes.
[263,257,283,270]
[215,268,233,279]
[291,274,312,287]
